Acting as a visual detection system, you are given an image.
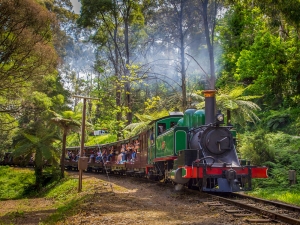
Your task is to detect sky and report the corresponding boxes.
[70,0,81,14]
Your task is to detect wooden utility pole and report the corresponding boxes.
[73,96,98,192]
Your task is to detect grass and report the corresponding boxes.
[248,185,300,206]
[41,174,113,224]
[0,166,35,199]
[0,166,126,224]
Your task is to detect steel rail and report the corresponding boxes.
[209,194,300,225]
[231,192,300,213]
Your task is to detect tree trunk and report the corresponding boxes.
[60,130,67,178]
[34,148,43,191]
[124,6,132,125]
[114,18,122,139]
[179,0,187,109]
[202,0,216,89]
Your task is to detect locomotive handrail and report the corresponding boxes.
[192,156,216,167]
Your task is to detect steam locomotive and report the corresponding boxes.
[65,90,268,192]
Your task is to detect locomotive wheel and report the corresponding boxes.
[147,171,155,180]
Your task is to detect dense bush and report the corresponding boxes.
[239,130,300,188]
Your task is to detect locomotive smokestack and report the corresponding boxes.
[203,90,216,125]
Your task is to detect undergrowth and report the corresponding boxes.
[0,166,35,199]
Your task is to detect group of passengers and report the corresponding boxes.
[116,141,139,164]
[91,147,109,163]
[65,151,79,162]
[86,140,140,164]
[65,140,140,165]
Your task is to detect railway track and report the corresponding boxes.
[203,192,300,224]
[72,171,300,224]
[101,172,300,224]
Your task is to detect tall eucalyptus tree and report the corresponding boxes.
[78,0,149,134]
[156,0,200,109]
[0,0,58,113]
[199,0,223,89]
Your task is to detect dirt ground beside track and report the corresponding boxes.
[0,173,243,225]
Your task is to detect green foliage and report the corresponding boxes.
[259,108,300,134]
[0,112,19,154]
[239,130,275,166]
[0,167,35,199]
[86,134,117,146]
[196,87,261,126]
[219,1,300,110]
[241,130,300,189]
[263,110,290,131]
[123,110,169,138]
[235,31,287,105]
[144,96,162,111]
[217,3,265,88]
[0,0,58,109]
[51,111,81,133]
[45,178,78,200]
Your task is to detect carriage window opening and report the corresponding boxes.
[149,128,154,145]
[157,123,166,135]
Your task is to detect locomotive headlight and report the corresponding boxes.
[216,111,224,125]
[217,114,224,122]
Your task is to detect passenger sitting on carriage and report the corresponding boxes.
[95,150,102,163]
[101,148,107,162]
[117,145,126,164]
[88,151,95,163]
[106,147,114,162]
[75,151,80,161]
[131,149,137,161]
[116,152,122,164]
[122,148,128,162]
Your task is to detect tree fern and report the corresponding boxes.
[195,87,261,125]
